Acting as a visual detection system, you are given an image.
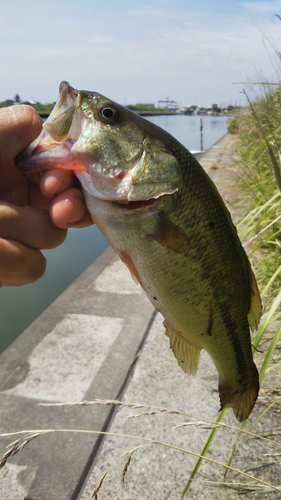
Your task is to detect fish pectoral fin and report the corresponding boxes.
[164,321,201,375]
[246,258,262,331]
[149,213,191,254]
[218,367,259,422]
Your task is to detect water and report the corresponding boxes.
[0,114,230,353]
[0,227,109,353]
[148,114,230,152]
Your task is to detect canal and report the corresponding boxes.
[0,114,230,353]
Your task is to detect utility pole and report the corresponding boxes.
[200,118,203,152]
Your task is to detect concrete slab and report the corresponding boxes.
[198,134,232,171]
[92,258,142,294]
[0,463,37,500]
[3,314,124,401]
[77,314,262,500]
[0,249,155,500]
[78,313,227,500]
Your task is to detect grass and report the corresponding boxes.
[1,401,281,497]
[0,102,55,114]
[0,102,172,115]
[235,88,281,303]
[191,81,281,484]
[185,84,281,496]
[126,104,174,113]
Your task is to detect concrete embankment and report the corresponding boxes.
[0,135,275,500]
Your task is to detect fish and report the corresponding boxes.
[15,81,262,422]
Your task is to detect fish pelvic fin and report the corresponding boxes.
[219,367,259,422]
[119,252,143,287]
[164,321,201,375]
[246,258,262,331]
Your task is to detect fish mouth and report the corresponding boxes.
[15,81,181,205]
[15,81,87,173]
[114,198,158,210]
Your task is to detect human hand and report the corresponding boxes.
[0,105,92,287]
[39,168,93,229]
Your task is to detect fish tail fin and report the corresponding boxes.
[164,321,201,375]
[218,366,259,422]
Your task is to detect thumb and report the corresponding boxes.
[0,105,42,164]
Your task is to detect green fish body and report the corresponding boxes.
[16,82,262,421]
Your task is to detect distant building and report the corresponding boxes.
[20,100,37,105]
[177,106,197,115]
[2,99,14,105]
[211,103,221,113]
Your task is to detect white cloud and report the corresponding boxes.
[1,1,281,106]
[81,35,114,44]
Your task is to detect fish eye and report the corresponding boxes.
[102,107,114,118]
[98,103,120,124]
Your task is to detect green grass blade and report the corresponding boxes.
[180,409,227,499]
[252,288,281,348]
[259,320,281,383]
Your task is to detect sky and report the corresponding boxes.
[2,0,281,108]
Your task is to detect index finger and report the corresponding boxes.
[40,169,79,199]
[0,105,43,164]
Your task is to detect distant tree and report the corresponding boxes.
[14,94,21,103]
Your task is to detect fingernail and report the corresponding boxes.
[68,194,85,224]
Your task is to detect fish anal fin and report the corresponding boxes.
[246,258,262,331]
[219,367,259,422]
[164,320,201,375]
[149,213,191,254]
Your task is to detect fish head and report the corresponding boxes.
[16,81,182,205]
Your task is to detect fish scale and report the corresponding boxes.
[15,81,262,422]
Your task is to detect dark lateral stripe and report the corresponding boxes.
[206,302,213,337]
[220,307,251,387]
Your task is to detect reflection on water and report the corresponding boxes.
[147,114,230,152]
[0,114,230,353]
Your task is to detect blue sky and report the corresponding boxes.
[2,0,281,107]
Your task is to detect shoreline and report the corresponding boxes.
[38,111,231,118]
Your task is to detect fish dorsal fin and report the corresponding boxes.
[164,320,201,375]
[246,259,262,331]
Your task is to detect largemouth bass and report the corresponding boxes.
[16,81,262,421]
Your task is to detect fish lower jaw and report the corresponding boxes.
[114,198,158,211]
